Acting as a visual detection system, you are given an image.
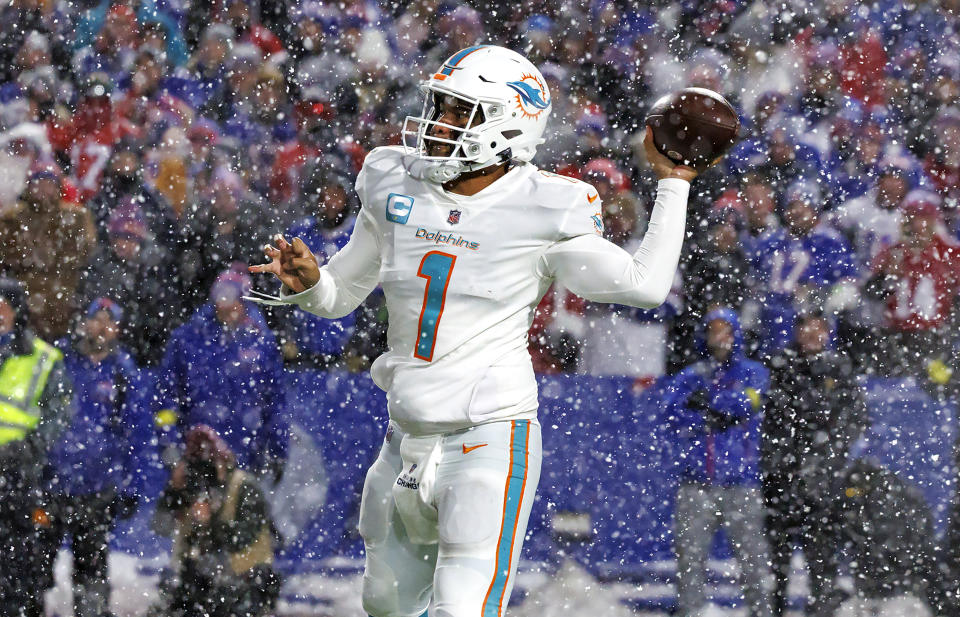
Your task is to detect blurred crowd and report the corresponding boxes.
[1,0,960,381]
[2,0,960,615]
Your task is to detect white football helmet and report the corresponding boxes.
[402,45,552,183]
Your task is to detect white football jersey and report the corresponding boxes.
[280,146,690,436]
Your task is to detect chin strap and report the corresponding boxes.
[403,148,516,185]
[241,289,288,306]
[402,155,463,184]
[425,161,464,184]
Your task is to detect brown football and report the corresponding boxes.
[645,87,740,172]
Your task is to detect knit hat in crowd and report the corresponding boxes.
[901,189,942,219]
[210,263,251,304]
[107,199,148,240]
[85,297,124,323]
[27,162,61,186]
[784,178,823,209]
[583,157,628,191]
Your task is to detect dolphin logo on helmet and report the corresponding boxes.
[507,78,551,110]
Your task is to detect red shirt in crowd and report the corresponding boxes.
[871,235,960,331]
[840,28,888,106]
[923,155,960,202]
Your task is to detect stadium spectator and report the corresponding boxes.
[3,0,960,602]
[886,45,938,158]
[216,43,262,124]
[221,0,285,62]
[44,298,152,617]
[739,172,782,260]
[64,74,120,200]
[179,24,232,111]
[728,115,823,195]
[156,265,288,481]
[72,0,188,67]
[113,50,171,143]
[749,179,858,357]
[72,4,140,84]
[0,121,52,210]
[0,167,96,340]
[86,138,166,245]
[14,30,54,77]
[763,309,868,617]
[837,460,949,616]
[674,195,752,369]
[865,190,960,376]
[795,41,842,131]
[0,278,73,617]
[426,5,485,68]
[725,6,800,118]
[663,308,773,617]
[78,199,181,365]
[923,109,960,209]
[828,119,902,205]
[528,285,586,374]
[829,156,915,363]
[293,11,357,101]
[0,0,72,83]
[154,424,281,617]
[179,167,270,313]
[146,125,196,228]
[830,157,912,269]
[268,80,358,207]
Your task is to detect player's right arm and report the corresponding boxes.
[540,128,697,309]
[541,178,690,309]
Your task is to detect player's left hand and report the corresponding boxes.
[643,127,699,183]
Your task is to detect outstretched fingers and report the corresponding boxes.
[291,237,310,255]
[275,234,295,255]
[263,244,281,258]
[249,244,283,274]
[248,261,279,275]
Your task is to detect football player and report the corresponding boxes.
[249,45,702,617]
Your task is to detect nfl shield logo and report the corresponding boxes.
[447,209,462,225]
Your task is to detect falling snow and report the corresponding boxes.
[0,0,959,616]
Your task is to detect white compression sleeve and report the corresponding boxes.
[540,178,690,309]
[279,208,382,318]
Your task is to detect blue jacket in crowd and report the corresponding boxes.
[157,303,288,471]
[49,341,153,498]
[750,226,857,354]
[662,309,769,487]
[73,0,189,66]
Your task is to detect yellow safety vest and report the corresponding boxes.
[0,338,61,446]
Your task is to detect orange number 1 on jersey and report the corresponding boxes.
[414,251,457,361]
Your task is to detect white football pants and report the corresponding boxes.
[358,419,542,617]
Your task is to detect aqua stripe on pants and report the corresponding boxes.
[481,419,530,617]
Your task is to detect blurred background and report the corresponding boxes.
[1,0,959,615]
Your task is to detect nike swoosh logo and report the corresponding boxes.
[462,443,488,454]
[587,193,599,203]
